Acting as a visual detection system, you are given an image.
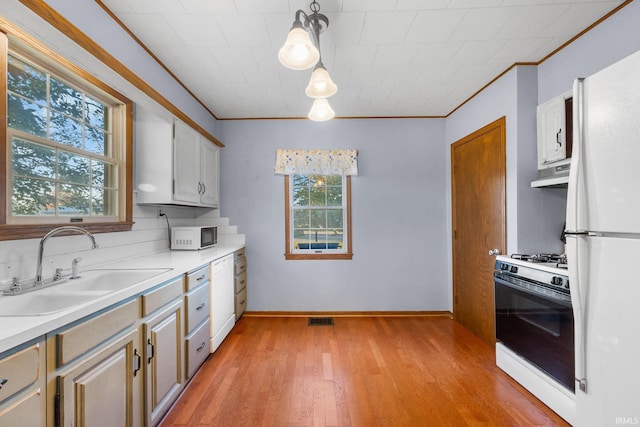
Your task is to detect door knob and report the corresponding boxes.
[488,248,501,256]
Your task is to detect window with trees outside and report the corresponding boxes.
[285,174,352,260]
[1,28,132,240]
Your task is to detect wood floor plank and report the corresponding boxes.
[160,316,569,427]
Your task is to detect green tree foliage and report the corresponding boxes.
[7,55,109,216]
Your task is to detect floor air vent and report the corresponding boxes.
[308,317,334,326]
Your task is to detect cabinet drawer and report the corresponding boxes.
[185,319,210,379]
[185,283,210,333]
[55,299,138,366]
[185,265,210,292]
[0,341,42,403]
[233,248,245,261]
[234,257,246,276]
[0,388,44,425]
[142,277,183,316]
[234,271,247,293]
[235,287,247,320]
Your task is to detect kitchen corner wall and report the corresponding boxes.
[218,119,450,311]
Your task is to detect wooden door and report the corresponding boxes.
[451,117,506,344]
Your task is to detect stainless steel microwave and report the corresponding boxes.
[171,226,217,250]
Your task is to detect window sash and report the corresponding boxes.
[285,175,353,260]
[0,23,133,239]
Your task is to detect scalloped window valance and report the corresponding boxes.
[274,149,358,176]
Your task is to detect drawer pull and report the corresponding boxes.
[0,378,8,390]
[240,279,246,285]
[240,300,245,305]
[196,274,206,282]
[195,302,206,311]
[196,342,206,352]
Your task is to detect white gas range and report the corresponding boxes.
[494,253,575,425]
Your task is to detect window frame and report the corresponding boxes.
[284,174,353,260]
[0,22,133,241]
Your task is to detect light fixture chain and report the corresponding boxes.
[310,0,320,13]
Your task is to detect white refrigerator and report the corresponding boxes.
[566,48,640,426]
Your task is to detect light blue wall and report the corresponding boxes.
[218,119,450,311]
[538,1,640,105]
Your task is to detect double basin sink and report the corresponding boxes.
[0,268,171,316]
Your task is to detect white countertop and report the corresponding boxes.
[0,242,244,354]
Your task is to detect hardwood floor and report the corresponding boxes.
[161,315,570,427]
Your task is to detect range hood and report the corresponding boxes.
[531,160,571,188]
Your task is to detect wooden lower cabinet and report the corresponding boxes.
[55,328,143,427]
[142,298,183,427]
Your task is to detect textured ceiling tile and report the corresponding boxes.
[373,44,421,67]
[451,40,508,65]
[448,7,520,41]
[343,0,398,12]
[119,13,183,47]
[360,11,417,44]
[215,14,271,46]
[494,4,573,39]
[395,0,452,11]
[405,9,468,43]
[178,0,237,14]
[166,14,227,47]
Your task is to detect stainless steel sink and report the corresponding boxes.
[0,268,172,316]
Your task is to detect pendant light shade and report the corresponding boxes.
[308,98,335,121]
[305,63,338,98]
[279,1,337,120]
[278,25,320,70]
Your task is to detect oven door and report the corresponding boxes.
[495,275,575,392]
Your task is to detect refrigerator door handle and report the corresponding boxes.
[567,78,586,232]
[567,233,589,393]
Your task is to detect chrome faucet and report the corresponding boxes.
[35,226,99,286]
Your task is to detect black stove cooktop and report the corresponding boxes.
[511,254,567,268]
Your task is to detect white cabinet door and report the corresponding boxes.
[536,95,566,169]
[57,329,142,427]
[143,298,183,427]
[173,119,201,205]
[199,141,219,207]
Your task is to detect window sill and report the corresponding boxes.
[285,253,353,260]
[0,222,134,241]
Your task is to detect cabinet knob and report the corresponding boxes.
[488,248,501,256]
[0,378,8,389]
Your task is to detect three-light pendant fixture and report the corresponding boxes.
[278,0,337,121]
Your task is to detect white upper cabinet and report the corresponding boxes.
[136,108,220,208]
[536,93,572,170]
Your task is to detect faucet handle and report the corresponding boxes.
[54,268,64,281]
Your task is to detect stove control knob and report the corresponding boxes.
[509,266,518,273]
[501,264,509,271]
[551,276,563,286]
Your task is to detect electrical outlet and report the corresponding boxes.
[158,208,164,217]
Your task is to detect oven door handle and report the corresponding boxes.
[494,275,572,307]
